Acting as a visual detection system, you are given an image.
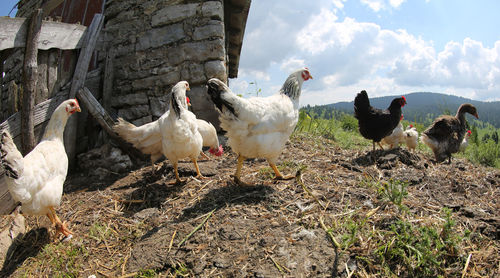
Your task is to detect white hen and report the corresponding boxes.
[381,122,404,149]
[206,68,312,185]
[403,124,419,152]
[114,93,222,174]
[0,99,81,238]
[158,81,204,183]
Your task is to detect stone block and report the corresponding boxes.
[205,60,226,80]
[158,71,181,87]
[150,95,170,118]
[152,3,198,27]
[132,75,159,90]
[193,21,224,41]
[202,1,223,20]
[132,115,153,127]
[181,39,225,62]
[111,92,148,107]
[188,63,206,84]
[166,46,185,66]
[136,23,185,51]
[118,104,150,120]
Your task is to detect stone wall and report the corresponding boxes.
[101,0,228,127]
[1,0,244,150]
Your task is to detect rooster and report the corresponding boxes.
[403,124,419,152]
[0,99,81,239]
[114,93,222,174]
[421,103,478,163]
[459,130,472,152]
[207,68,312,185]
[158,81,204,183]
[354,90,406,151]
[381,122,404,149]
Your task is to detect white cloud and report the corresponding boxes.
[389,0,406,8]
[332,0,347,10]
[232,1,500,105]
[280,57,306,72]
[360,0,385,12]
[360,0,406,12]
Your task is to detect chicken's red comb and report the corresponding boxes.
[209,145,223,156]
[467,130,472,134]
[400,114,404,121]
[409,124,413,128]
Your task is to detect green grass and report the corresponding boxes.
[296,109,500,169]
[374,208,467,277]
[21,240,88,277]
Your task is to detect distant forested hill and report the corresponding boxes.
[303,92,500,128]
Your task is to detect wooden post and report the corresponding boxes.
[64,13,104,168]
[101,49,114,143]
[77,87,147,162]
[21,9,43,155]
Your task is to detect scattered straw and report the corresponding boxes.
[177,209,215,248]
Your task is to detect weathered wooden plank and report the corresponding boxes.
[41,0,66,17]
[0,174,16,215]
[0,17,87,51]
[77,87,146,161]
[0,92,69,140]
[65,13,104,168]
[21,9,43,154]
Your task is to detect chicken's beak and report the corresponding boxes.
[76,106,81,112]
[474,113,479,119]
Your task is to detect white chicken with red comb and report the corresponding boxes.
[0,99,81,240]
[206,68,312,185]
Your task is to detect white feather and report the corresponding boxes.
[381,123,404,148]
[4,99,78,216]
[403,126,419,151]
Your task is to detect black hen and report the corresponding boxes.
[354,90,407,151]
[421,103,478,163]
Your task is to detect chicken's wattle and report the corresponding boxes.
[209,145,224,156]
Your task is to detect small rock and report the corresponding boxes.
[133,208,160,221]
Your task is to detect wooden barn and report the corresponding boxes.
[0,0,251,215]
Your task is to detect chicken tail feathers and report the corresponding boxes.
[0,131,24,179]
[207,78,237,117]
[354,90,370,119]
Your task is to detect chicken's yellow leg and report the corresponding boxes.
[171,161,185,184]
[191,158,206,179]
[200,151,210,160]
[269,162,294,180]
[232,155,252,186]
[49,206,72,237]
[377,142,384,150]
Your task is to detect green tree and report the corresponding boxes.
[471,126,479,144]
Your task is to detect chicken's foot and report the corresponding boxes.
[200,152,210,160]
[191,158,206,179]
[231,155,254,186]
[269,162,295,180]
[48,207,72,239]
[170,161,187,185]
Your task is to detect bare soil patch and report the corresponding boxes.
[1,133,499,277]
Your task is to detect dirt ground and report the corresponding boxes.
[1,133,499,277]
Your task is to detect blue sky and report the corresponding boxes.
[229,0,500,105]
[3,0,499,105]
